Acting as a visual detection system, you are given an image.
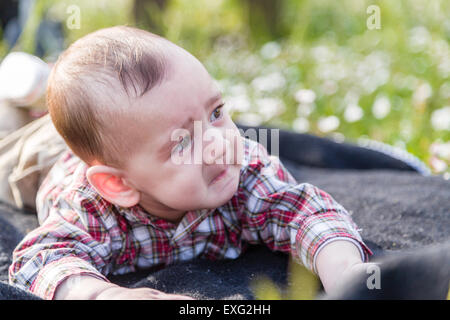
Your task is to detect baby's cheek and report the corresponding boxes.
[174,170,205,197]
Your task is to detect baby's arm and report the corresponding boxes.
[54,275,193,300]
[314,240,364,293]
[8,201,193,300]
[239,139,372,293]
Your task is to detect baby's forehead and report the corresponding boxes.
[119,85,221,151]
[101,40,220,137]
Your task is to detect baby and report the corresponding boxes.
[9,26,372,300]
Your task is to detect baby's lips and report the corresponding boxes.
[208,165,229,185]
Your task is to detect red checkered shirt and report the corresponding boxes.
[9,137,372,299]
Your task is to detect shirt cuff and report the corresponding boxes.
[31,256,109,300]
[290,212,373,273]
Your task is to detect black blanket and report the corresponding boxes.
[0,126,449,300]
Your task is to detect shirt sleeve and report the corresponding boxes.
[239,139,373,273]
[8,195,112,300]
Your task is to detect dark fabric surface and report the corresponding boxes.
[0,126,448,300]
[326,241,450,300]
[238,124,420,171]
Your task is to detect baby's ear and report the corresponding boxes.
[86,165,140,207]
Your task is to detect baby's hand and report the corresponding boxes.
[54,274,194,300]
[315,240,365,293]
[332,261,379,293]
[96,286,195,300]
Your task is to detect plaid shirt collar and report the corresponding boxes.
[126,203,216,240]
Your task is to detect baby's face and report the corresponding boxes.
[120,45,243,222]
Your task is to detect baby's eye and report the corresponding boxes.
[210,104,224,122]
[172,134,192,155]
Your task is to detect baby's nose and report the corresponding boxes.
[202,128,229,165]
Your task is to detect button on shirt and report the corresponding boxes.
[9,138,372,299]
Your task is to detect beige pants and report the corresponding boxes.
[0,112,67,211]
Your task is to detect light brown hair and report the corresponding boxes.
[47,26,169,167]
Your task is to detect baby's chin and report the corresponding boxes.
[174,166,241,212]
[205,165,241,207]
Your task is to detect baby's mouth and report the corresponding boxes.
[209,166,229,185]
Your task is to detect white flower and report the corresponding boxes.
[315,63,348,81]
[356,51,391,93]
[251,72,286,92]
[372,96,391,119]
[240,54,263,77]
[292,117,309,133]
[344,90,360,105]
[296,102,315,117]
[311,45,333,63]
[438,57,450,79]
[235,113,263,126]
[321,80,338,96]
[260,41,281,60]
[344,104,364,123]
[255,97,285,120]
[439,82,450,99]
[409,26,431,52]
[413,82,433,105]
[318,116,340,133]
[330,132,345,143]
[430,106,450,131]
[393,74,418,90]
[400,119,413,140]
[430,141,450,160]
[430,157,448,173]
[394,140,406,150]
[214,79,228,92]
[226,94,251,113]
[286,44,303,63]
[229,83,248,96]
[294,89,316,104]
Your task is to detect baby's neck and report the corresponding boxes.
[138,200,186,225]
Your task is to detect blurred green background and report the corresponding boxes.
[1,0,449,174]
